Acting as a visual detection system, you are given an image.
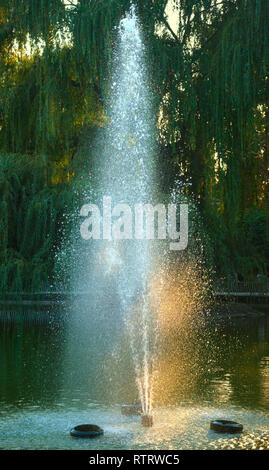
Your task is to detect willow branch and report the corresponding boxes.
[161,17,180,43]
[64,0,78,8]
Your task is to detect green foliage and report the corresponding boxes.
[0,153,73,292]
[0,0,269,290]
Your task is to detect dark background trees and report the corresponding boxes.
[0,0,268,291]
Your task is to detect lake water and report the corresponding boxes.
[0,309,268,449]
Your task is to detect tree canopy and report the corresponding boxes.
[0,0,268,291]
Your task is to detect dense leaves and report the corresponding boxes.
[0,0,268,290]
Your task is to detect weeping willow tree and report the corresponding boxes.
[0,0,268,291]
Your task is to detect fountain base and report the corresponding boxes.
[210,419,243,434]
[70,424,104,438]
[141,414,153,427]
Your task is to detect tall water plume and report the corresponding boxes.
[60,6,158,417]
[58,5,212,420]
[99,6,157,416]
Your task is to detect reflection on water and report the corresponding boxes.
[152,314,269,411]
[0,310,268,449]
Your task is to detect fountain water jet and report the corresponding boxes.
[60,5,159,426]
[58,5,214,432]
[103,5,157,425]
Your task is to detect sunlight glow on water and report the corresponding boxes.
[0,403,268,450]
[0,313,269,449]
